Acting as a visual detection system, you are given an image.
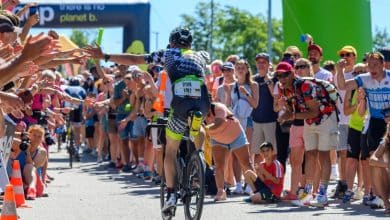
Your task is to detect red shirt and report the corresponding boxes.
[261,160,284,197]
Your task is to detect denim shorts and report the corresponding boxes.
[116,114,134,140]
[211,127,249,151]
[132,116,148,138]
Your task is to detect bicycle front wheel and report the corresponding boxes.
[184,150,205,220]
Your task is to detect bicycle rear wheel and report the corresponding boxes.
[184,150,205,220]
[68,132,74,168]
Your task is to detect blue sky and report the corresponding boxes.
[31,0,390,57]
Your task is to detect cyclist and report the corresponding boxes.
[85,27,211,211]
[64,77,87,159]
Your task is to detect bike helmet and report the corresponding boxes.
[169,27,192,47]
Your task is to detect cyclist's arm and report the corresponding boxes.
[105,54,146,66]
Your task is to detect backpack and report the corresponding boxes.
[300,77,341,105]
[297,77,341,122]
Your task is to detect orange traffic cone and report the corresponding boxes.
[0,184,18,220]
[9,160,28,208]
[36,171,45,197]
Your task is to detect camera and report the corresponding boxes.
[19,132,30,151]
[44,127,55,146]
[37,111,56,146]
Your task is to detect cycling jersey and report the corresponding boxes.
[354,71,390,119]
[64,85,86,123]
[144,48,211,140]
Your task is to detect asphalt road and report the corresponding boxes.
[17,148,388,220]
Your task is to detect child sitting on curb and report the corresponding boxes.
[246,142,284,204]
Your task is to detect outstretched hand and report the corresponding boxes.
[83,43,104,59]
[20,33,54,61]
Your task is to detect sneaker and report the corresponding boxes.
[83,148,93,154]
[122,164,132,173]
[282,191,298,201]
[244,184,252,195]
[363,194,373,206]
[97,156,103,164]
[291,193,313,207]
[330,181,347,199]
[342,190,354,203]
[91,149,98,157]
[107,161,116,168]
[370,196,384,209]
[132,165,144,174]
[233,185,243,195]
[363,194,371,206]
[153,175,161,185]
[352,188,364,200]
[310,193,329,207]
[162,193,177,212]
[143,171,153,182]
[26,188,36,200]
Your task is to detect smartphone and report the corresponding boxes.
[2,81,15,91]
[29,6,38,17]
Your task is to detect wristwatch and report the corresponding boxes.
[104,54,111,62]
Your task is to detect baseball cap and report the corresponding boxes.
[255,52,270,62]
[378,47,390,62]
[275,62,293,73]
[221,62,234,70]
[338,45,357,56]
[308,44,323,56]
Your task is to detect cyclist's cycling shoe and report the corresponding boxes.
[162,193,177,212]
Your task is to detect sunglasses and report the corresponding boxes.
[352,71,365,75]
[261,148,271,153]
[294,65,308,70]
[340,53,353,58]
[275,71,291,79]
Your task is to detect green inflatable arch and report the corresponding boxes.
[282,0,373,62]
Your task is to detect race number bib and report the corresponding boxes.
[174,79,202,97]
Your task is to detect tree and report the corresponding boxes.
[373,27,390,50]
[180,2,284,68]
[70,29,96,69]
[70,29,90,48]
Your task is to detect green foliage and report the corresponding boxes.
[70,29,96,69]
[70,29,90,48]
[373,27,390,50]
[180,2,284,69]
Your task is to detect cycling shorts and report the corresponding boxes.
[166,85,210,141]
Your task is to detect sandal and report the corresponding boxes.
[26,188,36,200]
[214,191,227,202]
